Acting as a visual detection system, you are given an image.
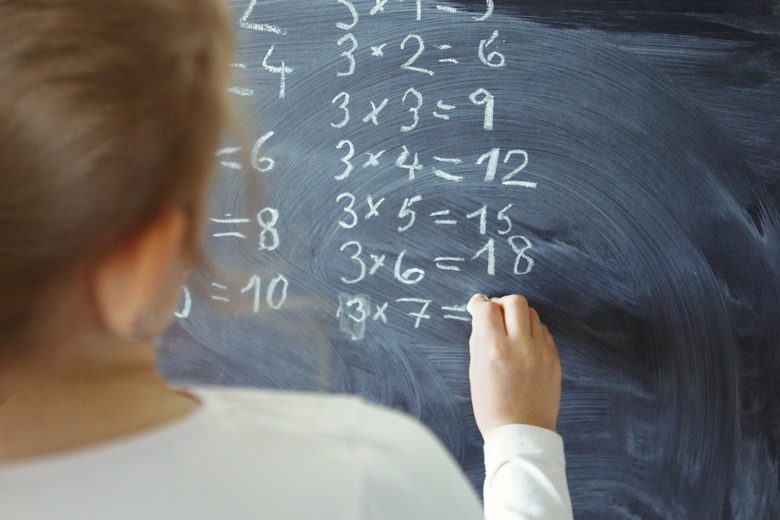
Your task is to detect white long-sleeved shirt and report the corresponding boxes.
[0,386,572,519]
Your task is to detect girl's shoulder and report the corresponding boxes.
[187,385,434,446]
[0,385,482,520]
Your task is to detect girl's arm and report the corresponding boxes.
[468,294,574,519]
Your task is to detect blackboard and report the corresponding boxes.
[158,1,780,517]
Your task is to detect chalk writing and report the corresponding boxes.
[400,0,422,22]
[317,1,537,339]
[331,92,350,128]
[174,286,192,319]
[396,145,423,179]
[477,148,535,187]
[396,298,432,328]
[398,195,422,232]
[473,0,494,21]
[335,140,355,179]
[335,295,476,333]
[251,131,276,173]
[363,150,385,168]
[228,64,254,96]
[257,208,281,251]
[335,0,358,31]
[176,272,290,320]
[366,195,385,219]
[469,88,495,130]
[401,87,423,132]
[216,147,243,170]
[240,274,290,312]
[336,192,359,229]
[401,34,434,76]
[478,31,506,68]
[336,33,358,76]
[472,239,496,275]
[432,156,463,182]
[508,235,534,275]
[363,98,389,125]
[369,0,388,16]
[239,0,287,34]
[262,46,293,98]
[198,0,540,341]
[339,241,366,284]
[209,208,281,252]
[210,214,251,239]
[337,293,369,340]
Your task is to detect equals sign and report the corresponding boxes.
[441,304,470,322]
[430,210,457,225]
[434,44,459,64]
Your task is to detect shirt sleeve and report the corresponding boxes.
[483,424,574,520]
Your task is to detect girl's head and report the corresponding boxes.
[0,0,232,348]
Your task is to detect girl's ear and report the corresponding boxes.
[91,210,188,341]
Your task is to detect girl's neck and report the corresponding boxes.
[0,346,198,462]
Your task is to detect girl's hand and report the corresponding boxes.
[467,294,561,438]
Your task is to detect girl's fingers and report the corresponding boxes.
[542,324,555,347]
[467,294,508,340]
[529,308,541,339]
[495,294,531,339]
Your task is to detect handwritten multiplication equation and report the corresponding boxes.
[334,144,533,186]
[231,0,501,99]
[224,1,538,339]
[333,201,533,338]
[335,201,534,281]
[326,2,538,339]
[337,293,473,340]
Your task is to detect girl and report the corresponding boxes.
[0,1,572,518]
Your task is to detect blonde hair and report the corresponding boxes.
[0,0,232,340]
